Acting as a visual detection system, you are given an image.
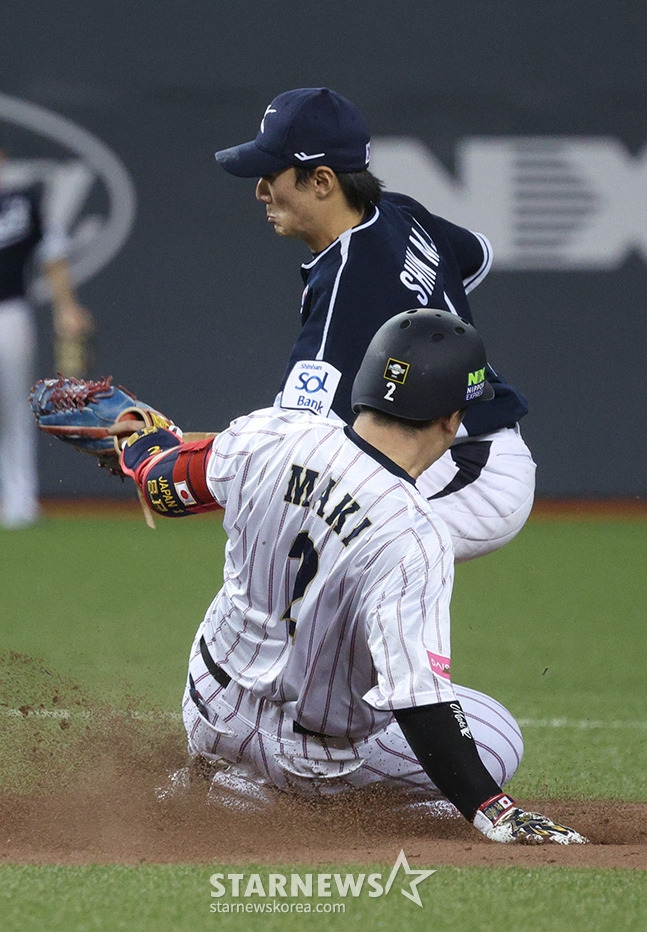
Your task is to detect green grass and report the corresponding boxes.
[1,512,646,931]
[453,522,647,717]
[1,863,646,932]
[2,513,645,800]
[0,512,223,707]
[451,521,647,801]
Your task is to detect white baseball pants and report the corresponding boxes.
[182,622,523,800]
[0,298,39,528]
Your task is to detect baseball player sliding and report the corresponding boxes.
[214,87,536,563]
[115,309,586,845]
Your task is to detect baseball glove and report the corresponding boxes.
[29,375,180,475]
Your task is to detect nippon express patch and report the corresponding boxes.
[465,367,486,400]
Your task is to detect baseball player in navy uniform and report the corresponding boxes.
[119,309,585,845]
[0,144,93,528]
[215,88,536,562]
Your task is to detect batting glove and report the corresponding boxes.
[473,794,589,845]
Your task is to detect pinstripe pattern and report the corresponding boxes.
[178,407,523,798]
[200,407,457,739]
[182,625,522,795]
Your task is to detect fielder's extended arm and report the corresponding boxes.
[44,258,95,377]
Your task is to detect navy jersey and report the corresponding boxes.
[279,191,528,436]
[0,185,44,302]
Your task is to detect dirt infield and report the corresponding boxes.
[1,766,646,869]
[1,701,645,870]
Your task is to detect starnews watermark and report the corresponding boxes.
[209,849,436,913]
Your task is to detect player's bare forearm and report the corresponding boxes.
[44,259,94,335]
[44,259,95,376]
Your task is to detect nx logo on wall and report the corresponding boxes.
[0,92,135,299]
[371,136,646,269]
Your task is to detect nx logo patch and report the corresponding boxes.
[465,367,486,400]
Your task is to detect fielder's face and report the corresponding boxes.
[255,167,322,248]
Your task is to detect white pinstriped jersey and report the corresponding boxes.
[202,407,457,739]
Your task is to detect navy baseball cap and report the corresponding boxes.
[215,87,371,178]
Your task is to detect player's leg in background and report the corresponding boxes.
[0,300,39,528]
[352,682,524,795]
[452,683,524,786]
[417,424,536,562]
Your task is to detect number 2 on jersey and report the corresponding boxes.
[282,531,319,638]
